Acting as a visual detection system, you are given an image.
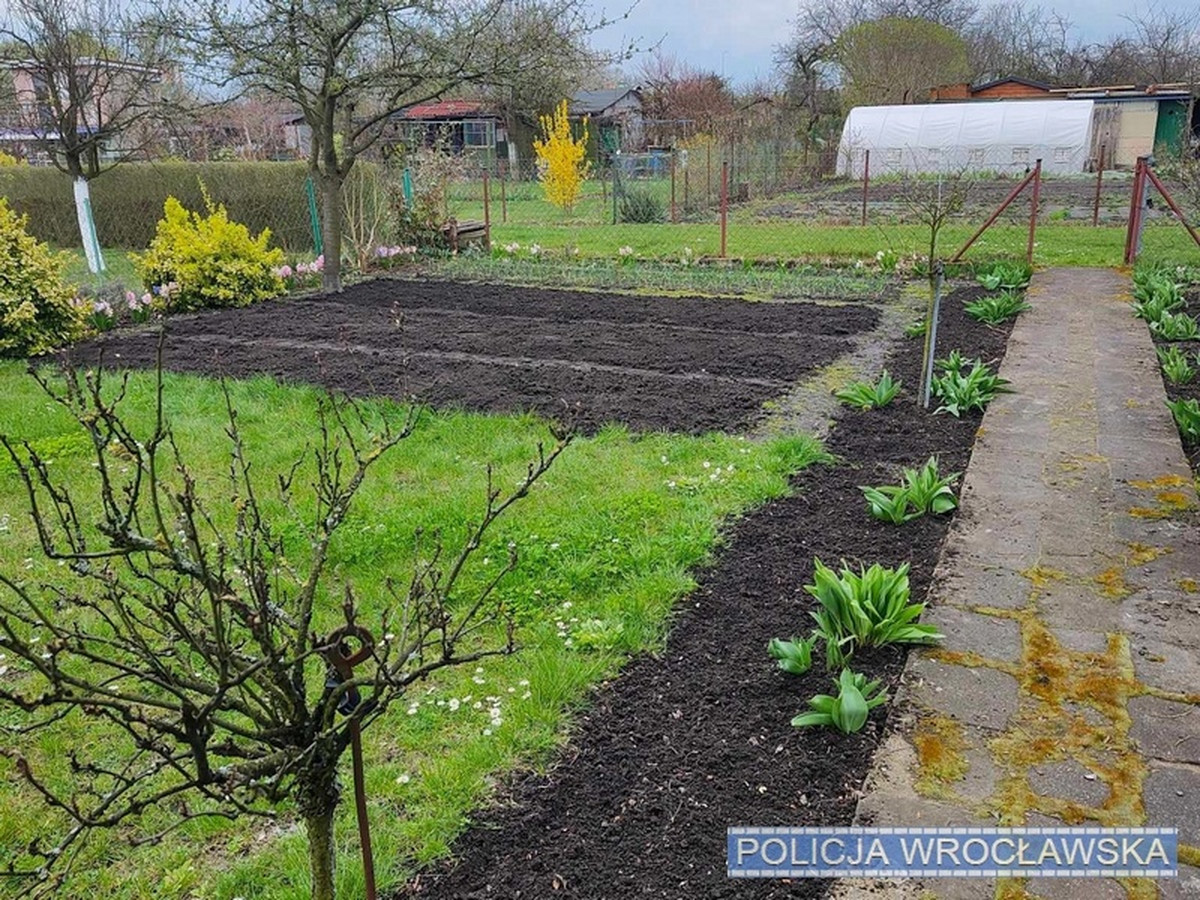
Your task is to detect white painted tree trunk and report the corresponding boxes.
[73,177,106,274]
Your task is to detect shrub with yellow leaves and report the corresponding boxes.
[533,99,590,212]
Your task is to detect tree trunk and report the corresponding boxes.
[319,173,344,294]
[305,808,337,900]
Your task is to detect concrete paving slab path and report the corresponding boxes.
[836,268,1200,900]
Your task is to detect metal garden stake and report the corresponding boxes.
[324,625,378,900]
[921,262,944,409]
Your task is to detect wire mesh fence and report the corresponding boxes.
[7,141,1198,268]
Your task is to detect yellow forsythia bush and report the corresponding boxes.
[0,198,85,357]
[534,99,590,211]
[134,194,285,311]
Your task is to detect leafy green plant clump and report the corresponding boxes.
[133,194,285,311]
[977,260,1031,291]
[1167,397,1200,444]
[0,198,86,357]
[807,559,942,668]
[860,456,960,524]
[1158,346,1197,385]
[1150,310,1200,342]
[931,351,1011,417]
[904,318,928,338]
[834,370,901,410]
[792,668,889,733]
[964,289,1031,325]
[618,187,665,224]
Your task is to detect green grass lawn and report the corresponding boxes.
[477,221,1200,268]
[0,362,823,899]
[60,247,140,290]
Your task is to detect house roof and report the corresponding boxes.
[400,99,488,119]
[970,75,1053,93]
[568,88,640,116]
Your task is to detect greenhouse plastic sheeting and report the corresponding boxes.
[835,100,1096,177]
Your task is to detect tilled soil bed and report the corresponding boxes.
[66,280,877,435]
[397,285,1014,900]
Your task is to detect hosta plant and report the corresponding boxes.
[904,318,928,338]
[1150,310,1200,342]
[860,456,959,524]
[768,636,815,675]
[1158,346,1197,385]
[977,261,1031,291]
[792,668,888,733]
[834,370,901,410]
[1167,398,1200,443]
[931,353,1011,417]
[806,558,942,667]
[964,290,1031,325]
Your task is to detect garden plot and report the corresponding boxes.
[401,285,1016,900]
[69,280,878,434]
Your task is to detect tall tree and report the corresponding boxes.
[835,17,972,107]
[194,0,623,293]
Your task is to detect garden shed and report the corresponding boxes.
[836,99,1096,178]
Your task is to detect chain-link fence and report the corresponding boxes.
[9,141,1197,268]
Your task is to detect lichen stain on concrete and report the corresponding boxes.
[1125,542,1170,567]
[1129,475,1191,490]
[912,714,970,799]
[1093,566,1132,599]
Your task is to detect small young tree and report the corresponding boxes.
[533,98,590,212]
[895,160,976,269]
[0,353,570,899]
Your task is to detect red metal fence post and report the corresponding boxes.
[482,170,491,249]
[860,149,870,227]
[720,160,729,258]
[1092,143,1105,227]
[950,168,1037,263]
[1026,159,1042,265]
[1124,157,1147,265]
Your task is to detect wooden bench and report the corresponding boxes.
[441,218,490,252]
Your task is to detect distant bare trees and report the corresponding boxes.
[778,0,1200,114]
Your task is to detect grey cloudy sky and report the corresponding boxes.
[588,0,1134,88]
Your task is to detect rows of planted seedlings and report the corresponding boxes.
[770,271,1030,735]
[1133,264,1200,464]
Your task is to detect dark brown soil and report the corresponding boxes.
[1149,289,1200,472]
[396,285,1013,900]
[66,280,877,435]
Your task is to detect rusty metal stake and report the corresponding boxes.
[325,626,377,900]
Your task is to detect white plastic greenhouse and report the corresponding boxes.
[835,100,1096,177]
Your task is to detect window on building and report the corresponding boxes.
[463,121,493,148]
[1012,147,1030,164]
[1053,146,1071,163]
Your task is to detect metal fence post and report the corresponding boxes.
[482,170,491,248]
[501,167,508,223]
[1092,143,1105,227]
[860,149,870,227]
[720,160,729,258]
[1026,159,1042,266]
[304,176,323,256]
[670,151,678,223]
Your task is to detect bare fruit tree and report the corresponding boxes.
[0,0,176,271]
[894,159,977,268]
[0,351,570,900]
[191,0,627,293]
